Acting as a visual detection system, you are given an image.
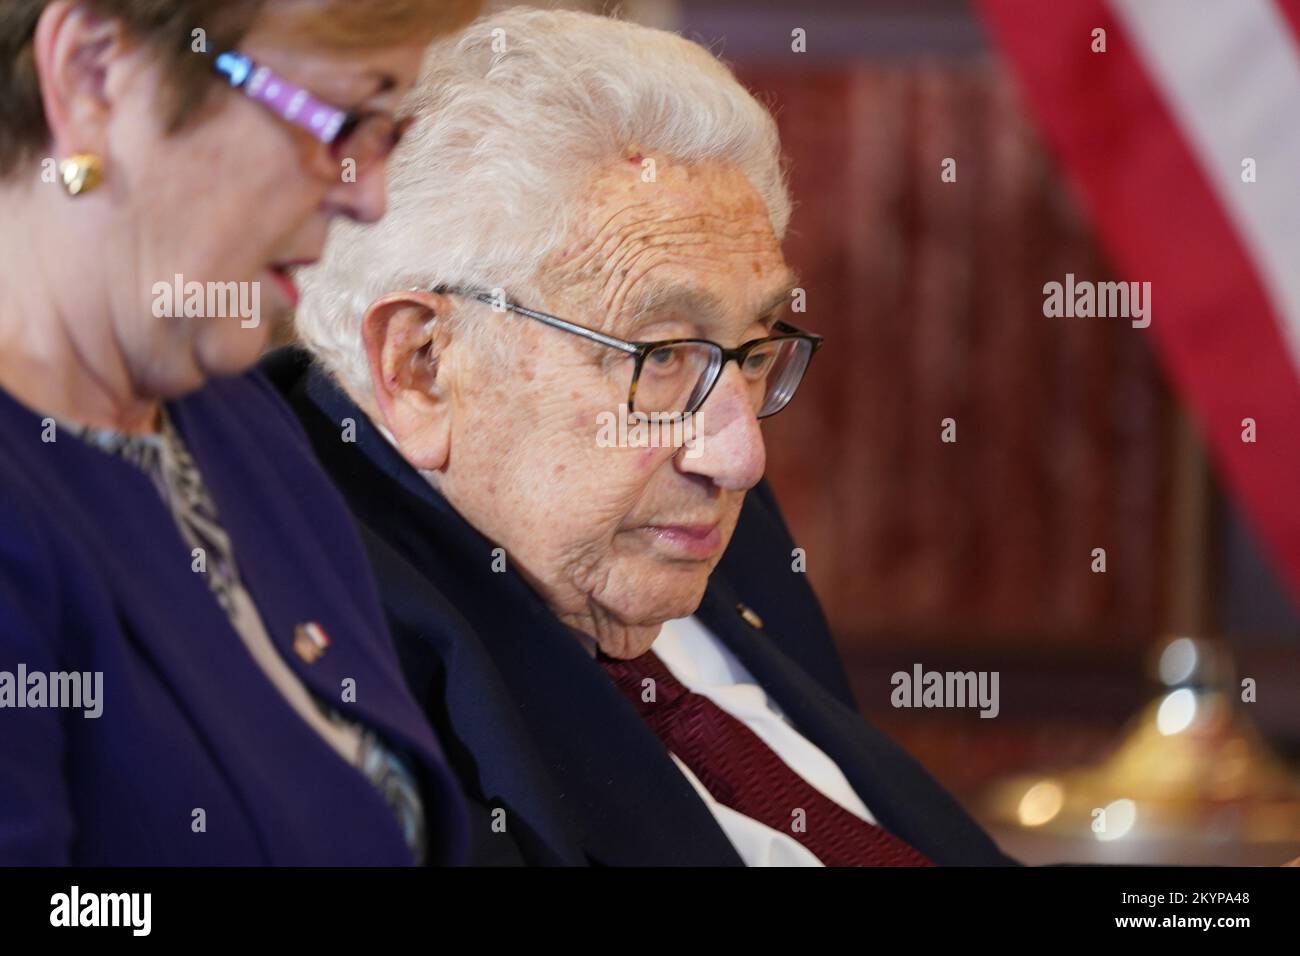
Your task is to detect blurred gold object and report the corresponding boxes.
[983,636,1300,847]
[59,153,103,197]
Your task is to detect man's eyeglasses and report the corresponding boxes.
[211,50,412,169]
[436,287,824,420]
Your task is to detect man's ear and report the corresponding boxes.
[362,290,457,471]
[33,2,130,162]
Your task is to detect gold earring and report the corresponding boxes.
[59,152,103,197]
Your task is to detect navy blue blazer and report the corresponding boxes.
[0,370,468,865]
[265,347,1016,866]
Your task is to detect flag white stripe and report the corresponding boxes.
[1109,0,1300,368]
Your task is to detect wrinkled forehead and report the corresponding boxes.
[543,158,796,338]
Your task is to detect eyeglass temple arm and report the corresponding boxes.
[211,50,348,145]
[430,287,822,356]
[438,287,641,355]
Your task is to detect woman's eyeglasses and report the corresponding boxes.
[211,50,412,169]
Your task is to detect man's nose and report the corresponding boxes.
[674,363,766,491]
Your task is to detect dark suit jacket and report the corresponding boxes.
[0,368,467,865]
[265,347,1016,866]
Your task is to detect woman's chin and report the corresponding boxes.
[195,324,275,381]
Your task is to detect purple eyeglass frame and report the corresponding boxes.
[212,50,352,146]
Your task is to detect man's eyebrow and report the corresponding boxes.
[618,273,803,335]
[758,274,802,320]
[622,285,727,329]
[608,284,720,338]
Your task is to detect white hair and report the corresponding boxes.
[294,5,792,397]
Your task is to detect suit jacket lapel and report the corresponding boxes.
[357,523,591,866]
[696,576,1010,866]
[171,396,454,796]
[462,587,745,866]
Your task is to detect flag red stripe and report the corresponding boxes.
[1274,0,1300,51]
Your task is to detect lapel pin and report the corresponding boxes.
[736,603,764,630]
[293,622,331,664]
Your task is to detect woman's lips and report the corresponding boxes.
[266,260,318,308]
[638,522,722,560]
[267,267,300,308]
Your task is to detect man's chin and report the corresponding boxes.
[613,566,713,628]
[597,627,662,661]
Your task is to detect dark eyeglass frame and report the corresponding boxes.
[210,50,412,166]
[434,286,825,419]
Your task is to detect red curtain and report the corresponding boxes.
[738,63,1172,657]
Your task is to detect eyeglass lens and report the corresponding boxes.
[633,337,813,418]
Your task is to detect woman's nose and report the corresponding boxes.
[327,161,390,224]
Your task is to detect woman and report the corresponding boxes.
[0,0,477,864]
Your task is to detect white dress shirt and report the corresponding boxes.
[651,616,876,866]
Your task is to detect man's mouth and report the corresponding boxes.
[635,522,723,560]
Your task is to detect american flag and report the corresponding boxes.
[978,0,1300,607]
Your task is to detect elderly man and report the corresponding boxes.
[265,7,1014,866]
